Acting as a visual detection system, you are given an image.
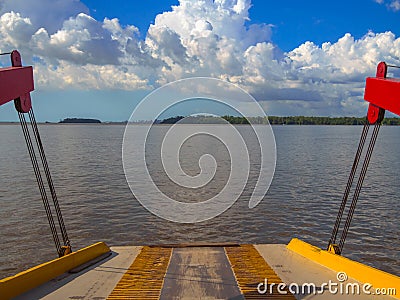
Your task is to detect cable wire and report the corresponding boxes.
[338,122,381,253]
[28,109,70,251]
[328,121,370,250]
[18,111,62,255]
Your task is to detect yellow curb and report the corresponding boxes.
[287,238,399,299]
[0,242,110,300]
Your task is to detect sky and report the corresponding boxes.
[0,0,399,121]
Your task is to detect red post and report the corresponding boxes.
[364,62,400,123]
[0,50,33,113]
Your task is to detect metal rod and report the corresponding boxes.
[0,52,12,56]
[387,64,400,69]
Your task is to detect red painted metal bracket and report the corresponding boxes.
[364,62,400,123]
[0,50,33,113]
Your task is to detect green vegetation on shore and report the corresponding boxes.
[159,115,400,125]
[1,116,400,125]
[59,118,101,124]
[267,116,400,125]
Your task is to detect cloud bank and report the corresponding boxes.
[0,0,399,115]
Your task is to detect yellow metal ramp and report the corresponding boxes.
[7,240,398,299]
[107,244,294,299]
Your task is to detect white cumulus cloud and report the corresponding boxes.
[0,0,399,116]
[31,13,124,65]
[0,0,89,33]
[0,6,153,90]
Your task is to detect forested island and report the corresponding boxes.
[159,115,400,125]
[59,118,101,124]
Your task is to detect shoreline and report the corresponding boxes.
[1,122,400,126]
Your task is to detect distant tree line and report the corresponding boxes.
[267,116,400,125]
[268,116,365,125]
[159,115,400,125]
[59,118,101,124]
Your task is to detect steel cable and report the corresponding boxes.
[338,123,381,253]
[18,111,62,254]
[28,109,70,250]
[328,121,370,249]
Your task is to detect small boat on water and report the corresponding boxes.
[0,51,399,299]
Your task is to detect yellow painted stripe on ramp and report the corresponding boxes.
[225,244,295,299]
[107,246,172,300]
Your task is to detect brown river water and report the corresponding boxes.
[0,124,398,279]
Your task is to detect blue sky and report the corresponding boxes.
[0,0,399,121]
[83,0,399,52]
